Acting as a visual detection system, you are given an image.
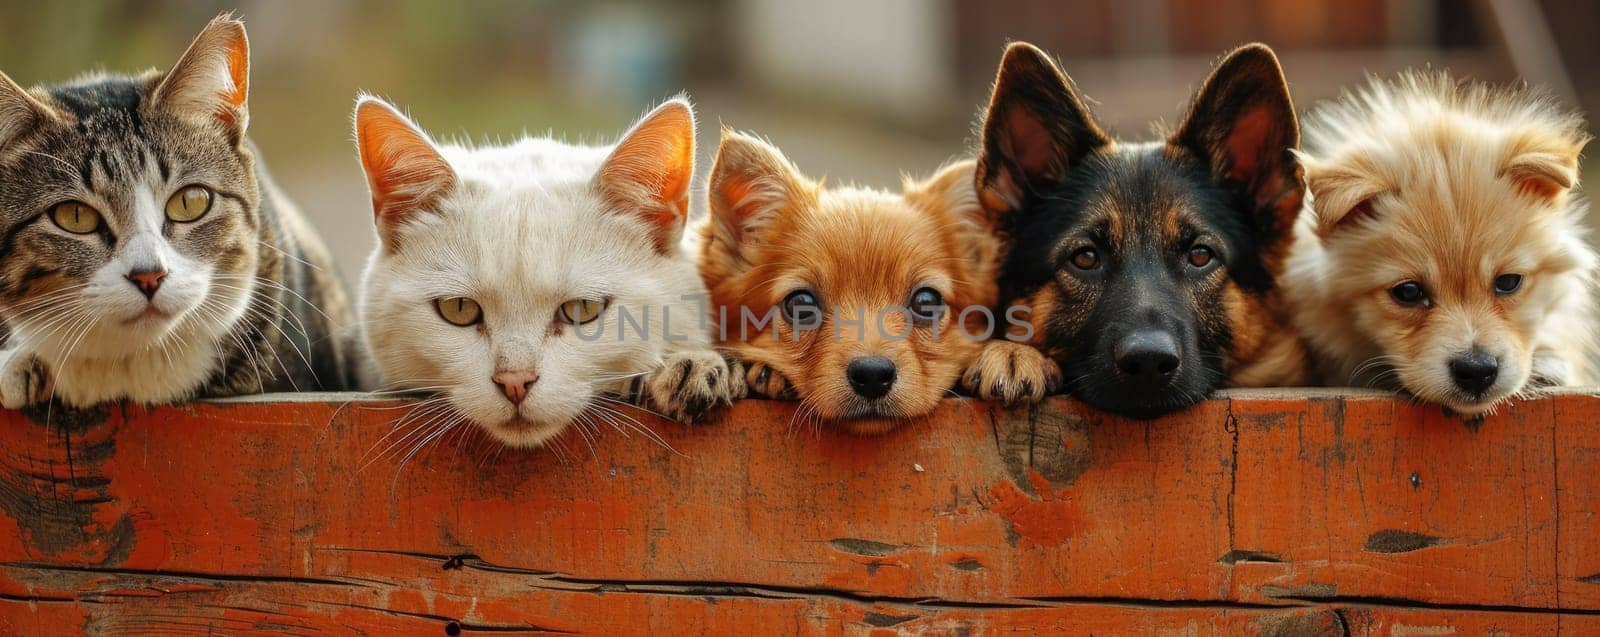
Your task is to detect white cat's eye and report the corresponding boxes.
[49,201,102,235]
[435,297,483,326]
[165,185,213,222]
[557,298,605,325]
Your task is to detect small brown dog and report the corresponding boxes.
[697,131,1002,433]
[1288,72,1596,415]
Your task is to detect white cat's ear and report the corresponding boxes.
[594,97,697,254]
[353,96,457,248]
[0,70,59,149]
[706,129,814,269]
[152,14,250,137]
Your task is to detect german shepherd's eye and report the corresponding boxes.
[907,287,945,325]
[1186,245,1216,268]
[1493,273,1523,295]
[1068,247,1101,271]
[781,290,822,326]
[1389,281,1430,307]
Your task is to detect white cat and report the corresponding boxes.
[353,95,741,449]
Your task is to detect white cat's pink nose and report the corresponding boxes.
[492,370,539,405]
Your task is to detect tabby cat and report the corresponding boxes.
[0,16,358,408]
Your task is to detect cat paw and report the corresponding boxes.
[745,361,797,400]
[0,350,50,410]
[962,341,1062,405]
[641,351,744,424]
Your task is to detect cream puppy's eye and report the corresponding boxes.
[1493,273,1523,295]
[50,201,102,234]
[165,185,213,222]
[435,297,483,326]
[558,299,605,324]
[1389,281,1429,307]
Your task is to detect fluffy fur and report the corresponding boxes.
[356,96,739,449]
[974,42,1310,419]
[1287,72,1596,414]
[0,16,357,408]
[698,131,1003,434]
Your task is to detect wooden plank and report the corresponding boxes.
[0,390,1595,633]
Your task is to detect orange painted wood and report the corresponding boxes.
[0,389,1596,634]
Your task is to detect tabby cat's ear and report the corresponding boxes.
[0,70,58,149]
[353,97,457,249]
[594,97,697,255]
[152,14,250,137]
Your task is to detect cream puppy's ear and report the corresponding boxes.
[705,129,816,272]
[594,97,697,255]
[1298,150,1390,239]
[152,14,250,137]
[353,96,457,249]
[1501,128,1588,202]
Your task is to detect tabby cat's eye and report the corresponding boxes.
[49,201,102,234]
[558,298,605,325]
[435,297,482,326]
[165,185,214,222]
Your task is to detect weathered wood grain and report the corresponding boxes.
[0,389,1595,634]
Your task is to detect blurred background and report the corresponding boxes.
[0,0,1595,283]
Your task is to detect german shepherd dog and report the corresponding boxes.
[967,43,1310,418]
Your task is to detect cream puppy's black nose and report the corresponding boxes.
[1449,349,1499,395]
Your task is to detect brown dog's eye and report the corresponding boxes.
[781,290,822,328]
[1389,281,1429,307]
[1493,273,1523,295]
[1187,245,1215,268]
[907,287,945,326]
[1069,248,1100,271]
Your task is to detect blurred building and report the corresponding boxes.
[0,0,1593,283]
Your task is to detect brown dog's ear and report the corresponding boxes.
[1171,44,1304,252]
[976,42,1110,215]
[152,14,251,138]
[594,97,697,255]
[1500,129,1587,202]
[905,160,1002,303]
[0,70,59,149]
[705,129,814,272]
[353,96,457,249]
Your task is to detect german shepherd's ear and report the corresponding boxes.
[976,42,1111,215]
[1171,44,1303,252]
[705,129,816,274]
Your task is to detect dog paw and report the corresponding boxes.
[634,350,743,424]
[962,341,1062,405]
[0,350,50,410]
[1528,352,1570,388]
[745,361,797,400]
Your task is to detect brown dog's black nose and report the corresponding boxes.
[847,356,896,399]
[1449,350,1499,395]
[126,268,167,300]
[1114,330,1180,384]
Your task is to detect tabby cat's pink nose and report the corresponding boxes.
[492,370,539,405]
[126,268,168,300]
